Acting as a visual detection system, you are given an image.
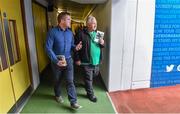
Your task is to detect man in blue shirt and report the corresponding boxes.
[45,12,82,109]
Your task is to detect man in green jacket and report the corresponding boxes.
[74,16,105,102]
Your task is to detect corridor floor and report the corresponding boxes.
[109,85,180,113]
[21,66,115,113]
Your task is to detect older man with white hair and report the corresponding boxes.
[74,16,105,102]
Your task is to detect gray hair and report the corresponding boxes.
[86,16,97,29]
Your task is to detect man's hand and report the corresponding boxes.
[57,60,65,67]
[99,39,104,45]
[75,60,81,66]
[75,41,82,51]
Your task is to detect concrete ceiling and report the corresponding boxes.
[47,0,107,21]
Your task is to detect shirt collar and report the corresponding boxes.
[57,26,68,31]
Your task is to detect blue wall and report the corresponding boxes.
[151,0,180,87]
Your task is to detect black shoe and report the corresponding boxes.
[55,96,64,103]
[71,103,82,109]
[87,95,97,102]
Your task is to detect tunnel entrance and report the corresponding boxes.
[46,0,104,34]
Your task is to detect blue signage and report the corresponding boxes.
[151,0,180,87]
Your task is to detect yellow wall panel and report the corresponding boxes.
[0,2,15,113]
[1,0,31,100]
[32,3,49,72]
[0,0,31,112]
[0,70,15,113]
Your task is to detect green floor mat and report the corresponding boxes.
[21,66,115,113]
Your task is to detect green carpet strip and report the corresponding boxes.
[21,68,115,113]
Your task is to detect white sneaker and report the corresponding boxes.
[55,96,64,103]
[71,103,82,109]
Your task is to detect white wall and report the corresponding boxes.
[109,0,155,91]
[90,0,111,89]
[109,0,127,91]
[131,0,155,89]
[121,0,138,90]
[24,0,39,90]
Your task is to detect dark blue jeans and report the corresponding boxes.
[51,58,77,104]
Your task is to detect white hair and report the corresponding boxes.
[86,16,97,29]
